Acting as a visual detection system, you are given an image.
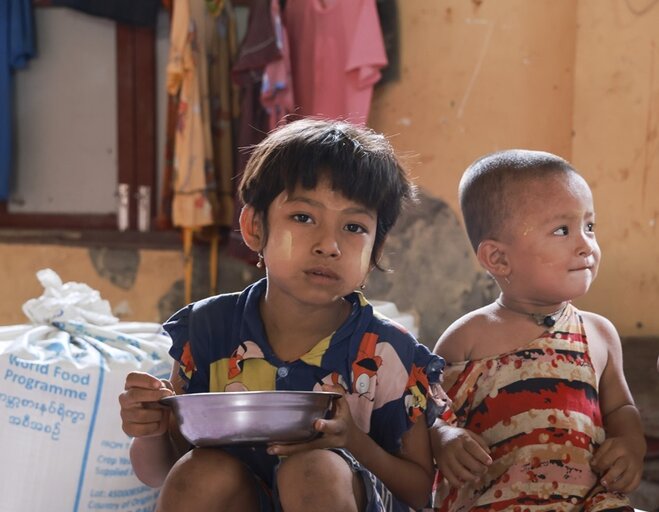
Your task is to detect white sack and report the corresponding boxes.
[0,270,172,512]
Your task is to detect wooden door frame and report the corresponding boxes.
[0,2,157,232]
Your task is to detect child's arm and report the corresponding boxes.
[584,313,647,493]
[119,364,190,487]
[268,384,435,510]
[430,321,492,486]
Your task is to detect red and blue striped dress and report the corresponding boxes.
[433,303,632,512]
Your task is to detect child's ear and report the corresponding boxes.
[476,239,510,278]
[239,205,264,252]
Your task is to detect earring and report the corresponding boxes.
[504,275,511,285]
[256,252,264,269]
[359,282,366,290]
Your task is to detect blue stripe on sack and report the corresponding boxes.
[73,348,105,512]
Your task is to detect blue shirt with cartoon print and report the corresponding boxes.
[164,278,445,485]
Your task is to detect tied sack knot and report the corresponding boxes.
[21,269,119,326]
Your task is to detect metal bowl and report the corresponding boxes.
[160,391,340,447]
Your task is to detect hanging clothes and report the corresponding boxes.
[260,0,295,130]
[231,0,280,168]
[0,0,35,201]
[166,0,240,301]
[167,0,216,228]
[167,0,238,229]
[158,0,240,229]
[50,0,160,27]
[225,0,283,263]
[283,0,387,125]
[207,1,240,228]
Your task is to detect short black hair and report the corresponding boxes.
[459,149,578,253]
[239,118,417,268]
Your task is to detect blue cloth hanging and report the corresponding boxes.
[0,0,35,201]
[51,0,160,27]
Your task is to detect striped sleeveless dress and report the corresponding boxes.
[433,304,632,512]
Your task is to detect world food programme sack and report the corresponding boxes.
[0,269,172,512]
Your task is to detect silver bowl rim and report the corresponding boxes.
[159,390,342,405]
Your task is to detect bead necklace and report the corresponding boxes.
[495,299,569,327]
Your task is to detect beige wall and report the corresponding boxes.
[371,0,577,204]
[572,1,659,334]
[0,244,182,325]
[371,0,659,336]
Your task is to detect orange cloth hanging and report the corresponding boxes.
[166,0,239,301]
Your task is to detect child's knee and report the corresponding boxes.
[166,448,253,496]
[277,449,359,502]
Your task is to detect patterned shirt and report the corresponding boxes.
[164,278,445,485]
[433,303,632,512]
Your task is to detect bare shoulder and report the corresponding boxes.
[433,305,494,363]
[580,310,616,332]
[580,310,621,349]
[579,310,623,382]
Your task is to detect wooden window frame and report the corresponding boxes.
[0,2,158,233]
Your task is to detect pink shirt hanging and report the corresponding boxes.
[283,0,388,125]
[261,0,295,130]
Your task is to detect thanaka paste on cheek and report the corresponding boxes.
[266,196,294,261]
[360,246,371,277]
[276,230,293,260]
